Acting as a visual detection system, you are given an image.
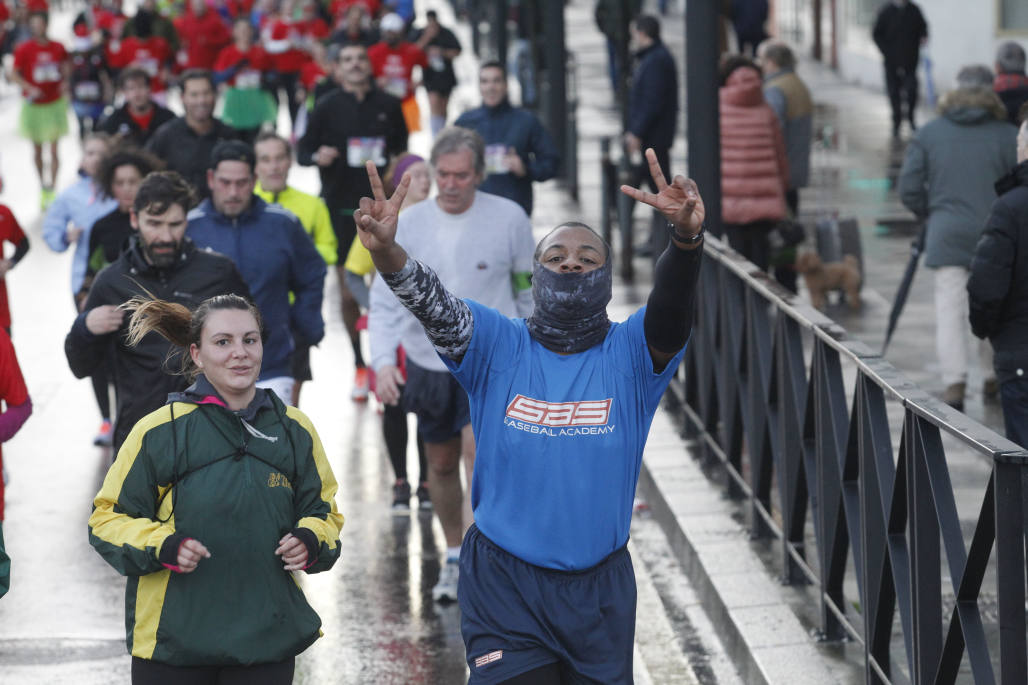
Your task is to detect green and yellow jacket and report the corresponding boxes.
[88,377,344,666]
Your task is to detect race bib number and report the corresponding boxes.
[137,57,159,77]
[73,82,101,100]
[429,54,445,72]
[32,62,61,83]
[485,144,509,174]
[384,77,407,99]
[236,69,261,89]
[347,136,386,168]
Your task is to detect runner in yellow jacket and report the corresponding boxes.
[255,132,337,405]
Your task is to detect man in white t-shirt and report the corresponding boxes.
[369,126,535,603]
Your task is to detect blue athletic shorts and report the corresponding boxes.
[459,524,637,684]
[403,359,470,442]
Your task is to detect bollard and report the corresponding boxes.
[600,137,613,247]
[564,51,578,202]
[617,147,635,282]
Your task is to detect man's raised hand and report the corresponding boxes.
[354,160,411,253]
[619,148,705,238]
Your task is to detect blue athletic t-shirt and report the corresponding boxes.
[443,300,686,571]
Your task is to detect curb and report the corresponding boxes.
[637,408,842,685]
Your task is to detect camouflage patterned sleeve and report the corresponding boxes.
[381,258,474,362]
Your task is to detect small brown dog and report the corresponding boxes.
[795,252,862,311]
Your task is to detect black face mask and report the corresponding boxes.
[526,260,612,354]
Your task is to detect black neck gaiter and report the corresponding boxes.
[526,261,612,354]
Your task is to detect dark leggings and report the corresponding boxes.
[383,395,426,483]
[276,71,301,127]
[91,366,110,419]
[131,656,294,685]
[500,662,564,684]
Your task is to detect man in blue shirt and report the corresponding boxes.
[353,148,703,684]
[454,61,560,216]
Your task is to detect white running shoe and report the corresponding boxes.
[432,559,459,602]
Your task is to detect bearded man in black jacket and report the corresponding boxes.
[64,171,250,450]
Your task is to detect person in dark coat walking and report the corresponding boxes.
[624,14,678,257]
[898,65,1017,411]
[454,61,560,217]
[968,117,1028,448]
[594,0,642,96]
[872,0,928,137]
[994,41,1028,126]
[732,0,768,57]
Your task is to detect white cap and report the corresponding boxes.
[380,13,404,33]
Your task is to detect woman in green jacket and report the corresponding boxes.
[88,293,343,684]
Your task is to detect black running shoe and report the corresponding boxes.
[392,480,411,511]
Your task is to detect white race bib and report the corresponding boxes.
[485,144,509,174]
[347,136,386,168]
[32,62,61,83]
[384,77,407,99]
[73,82,101,100]
[236,69,261,89]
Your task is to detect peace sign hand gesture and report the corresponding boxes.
[619,148,705,242]
[354,161,412,273]
[355,160,410,251]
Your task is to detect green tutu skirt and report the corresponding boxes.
[19,97,69,143]
[220,88,278,130]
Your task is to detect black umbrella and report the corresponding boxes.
[881,225,927,355]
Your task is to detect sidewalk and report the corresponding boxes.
[518,1,1002,683]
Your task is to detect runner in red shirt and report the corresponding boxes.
[261,0,314,129]
[0,325,32,599]
[329,0,380,25]
[9,11,69,209]
[106,30,173,104]
[367,12,427,132]
[173,0,232,71]
[0,206,30,334]
[297,0,330,43]
[216,18,277,142]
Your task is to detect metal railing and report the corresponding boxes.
[599,136,639,281]
[665,234,1028,684]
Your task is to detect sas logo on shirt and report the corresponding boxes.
[503,395,615,436]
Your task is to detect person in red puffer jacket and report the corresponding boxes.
[718,54,789,272]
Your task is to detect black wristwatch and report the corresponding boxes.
[668,222,704,245]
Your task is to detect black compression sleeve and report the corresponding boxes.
[644,243,703,353]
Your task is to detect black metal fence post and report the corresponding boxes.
[995,458,1028,685]
[543,0,566,173]
[616,151,635,282]
[599,137,614,247]
[685,0,722,235]
[564,50,578,200]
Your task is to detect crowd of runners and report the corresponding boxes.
[0,2,704,683]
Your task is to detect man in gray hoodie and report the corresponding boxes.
[898,65,1018,410]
